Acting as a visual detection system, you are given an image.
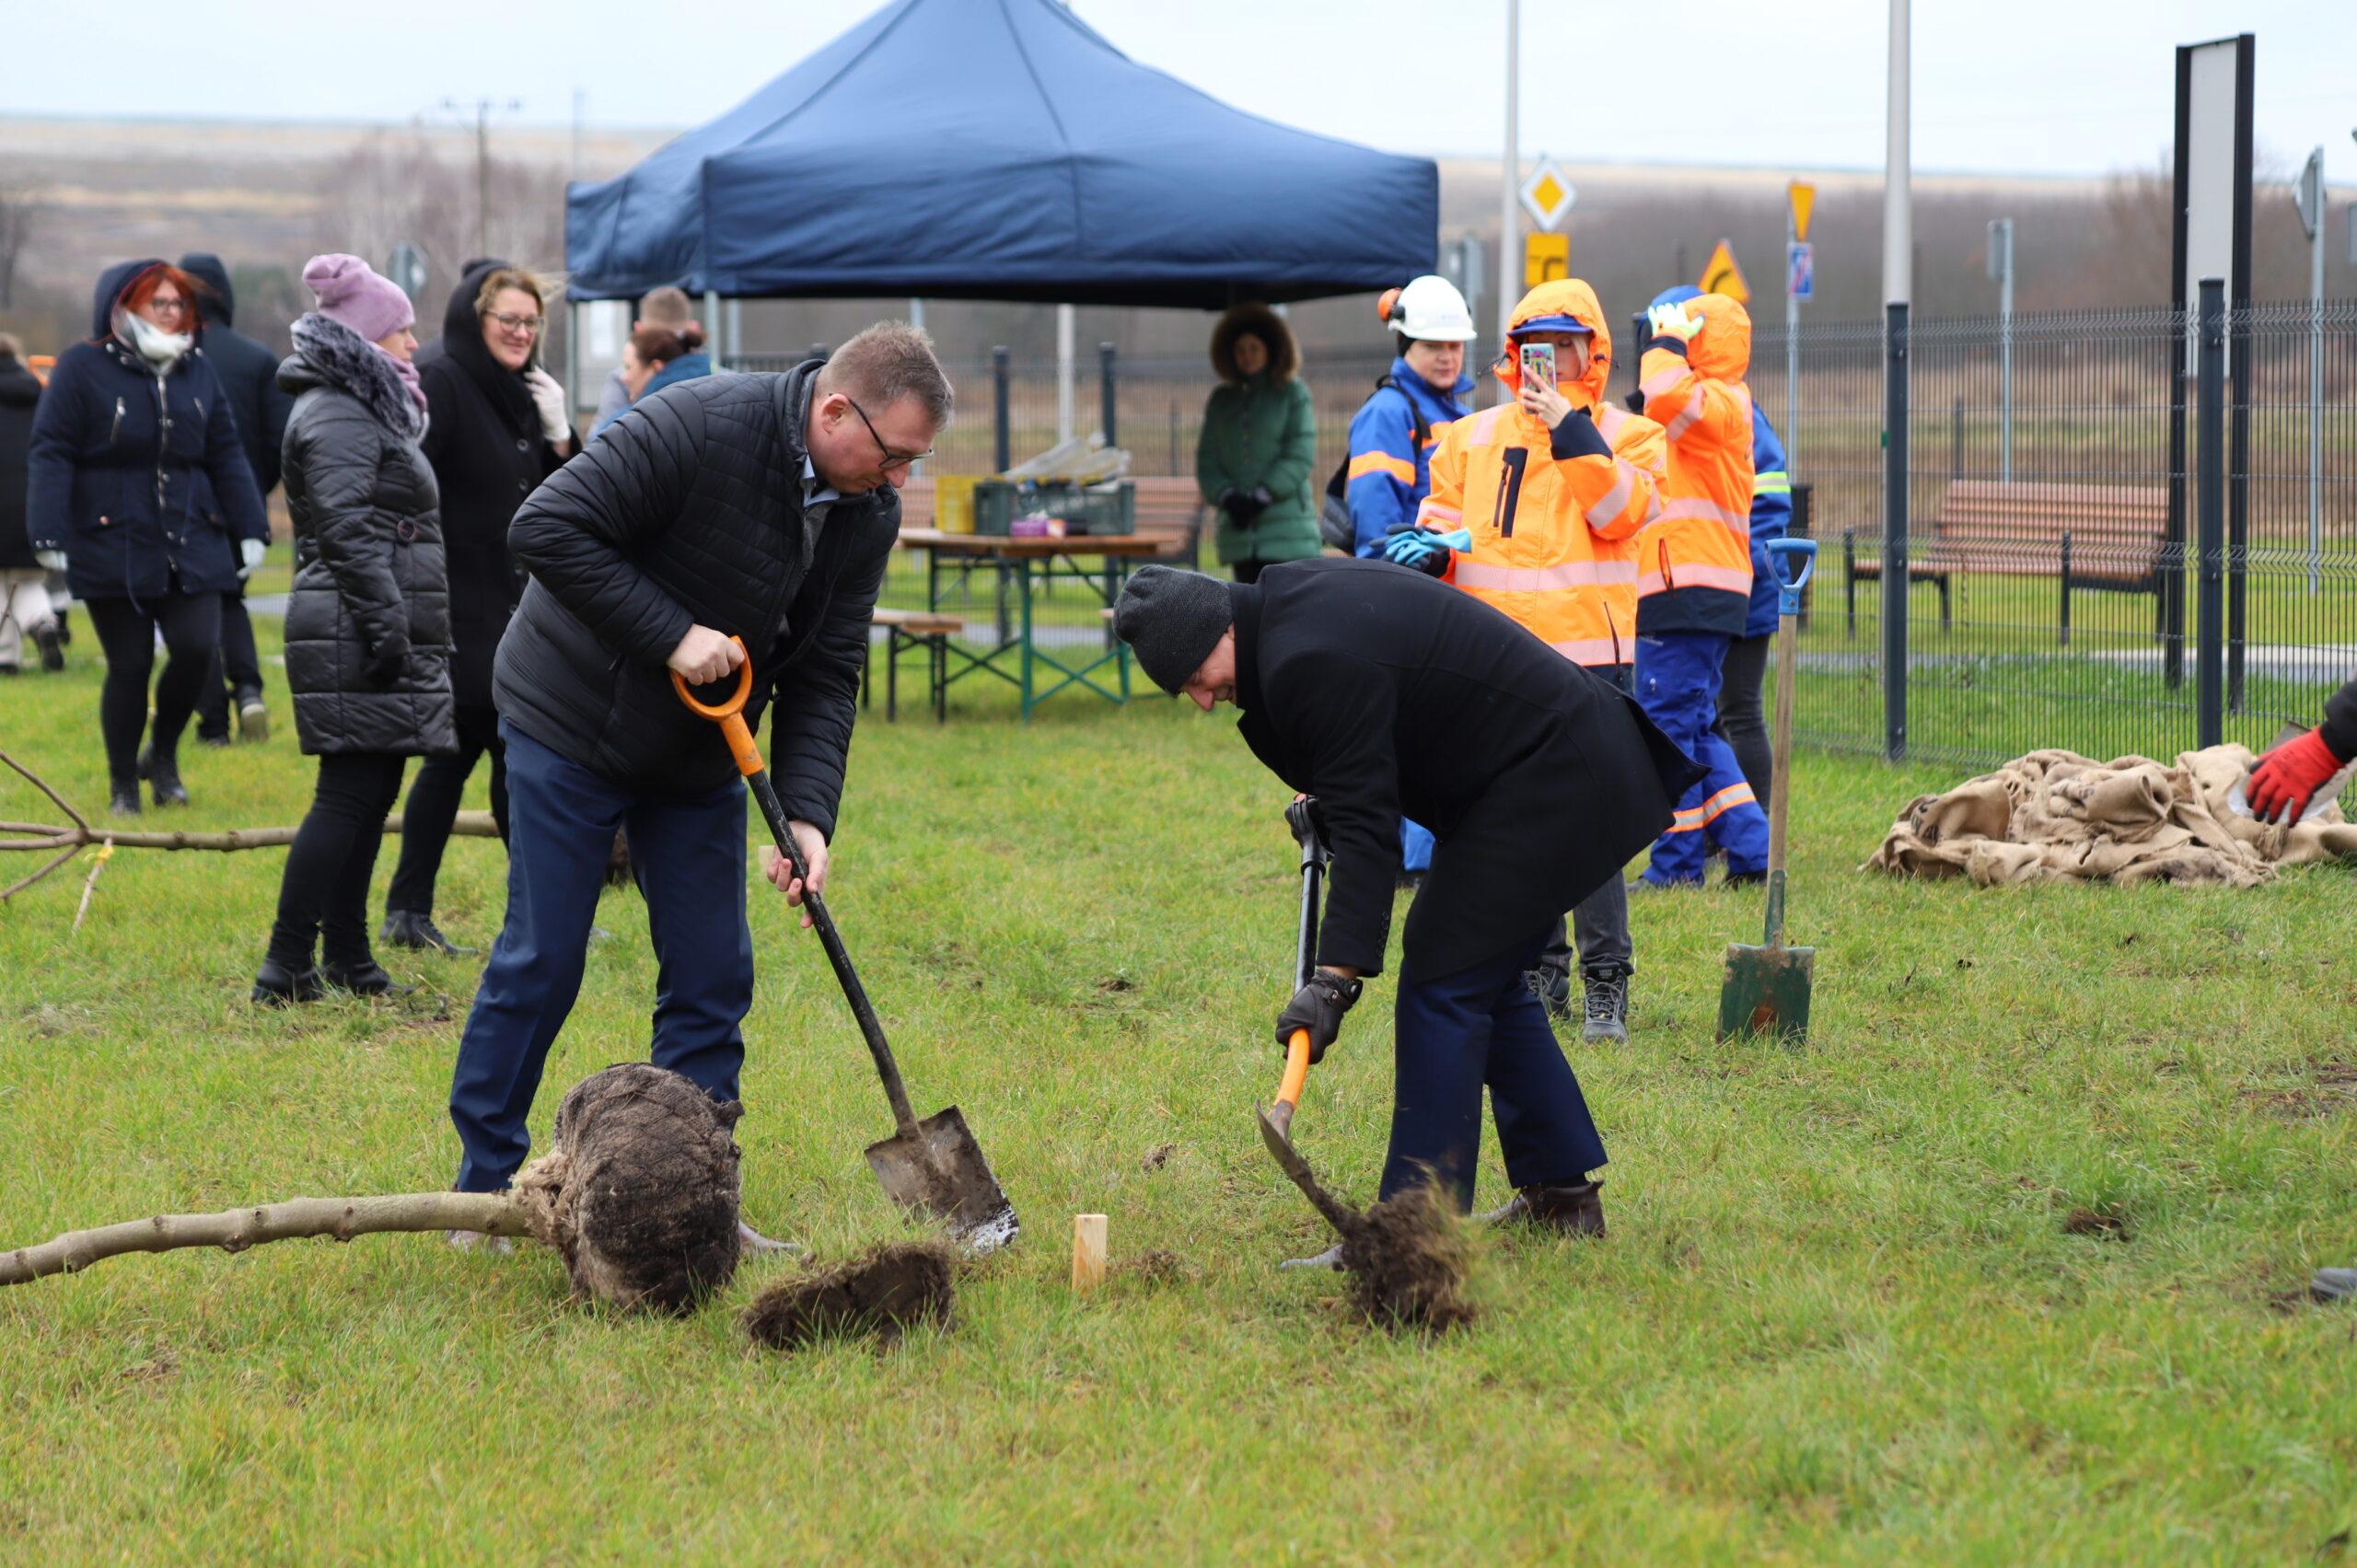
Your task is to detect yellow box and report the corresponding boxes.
[935,474,980,534]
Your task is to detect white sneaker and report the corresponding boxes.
[446,1229,515,1256]
[1279,1242,1344,1271]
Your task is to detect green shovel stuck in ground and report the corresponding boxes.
[1718,537,1818,1044]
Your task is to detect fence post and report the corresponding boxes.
[1167,401,1178,476]
[990,346,1012,474]
[1883,302,1910,761]
[2196,277,2225,749]
[1950,393,1963,481]
[1098,343,1118,447]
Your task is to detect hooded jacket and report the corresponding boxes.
[179,253,293,496]
[1343,356,1473,558]
[418,262,566,710]
[25,259,269,600]
[1414,279,1666,668]
[1743,405,1793,638]
[1197,303,1319,566]
[278,315,455,757]
[0,352,42,571]
[1634,291,1756,634]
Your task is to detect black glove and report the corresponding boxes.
[1549,404,1613,461]
[1275,969,1364,1065]
[1226,493,1266,528]
[365,641,408,687]
[1284,795,1330,860]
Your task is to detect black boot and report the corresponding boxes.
[34,624,64,672]
[380,909,478,957]
[1480,1179,1606,1237]
[108,777,143,817]
[251,958,325,1006]
[320,959,412,997]
[137,745,189,807]
[1580,966,1631,1044]
[1524,965,1572,1022]
[236,686,269,743]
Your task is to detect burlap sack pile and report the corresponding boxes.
[1866,745,2357,887]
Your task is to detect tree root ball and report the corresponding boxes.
[1340,1184,1476,1334]
[741,1241,957,1352]
[512,1063,743,1315]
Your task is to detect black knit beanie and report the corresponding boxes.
[1113,566,1234,694]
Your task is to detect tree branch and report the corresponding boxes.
[0,1192,532,1286]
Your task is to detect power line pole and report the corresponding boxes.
[1496,0,1519,380]
[442,97,522,261]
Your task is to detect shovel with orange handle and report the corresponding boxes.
[1256,796,1358,1235]
[672,636,1020,1252]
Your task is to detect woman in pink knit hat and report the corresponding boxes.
[251,254,456,1004]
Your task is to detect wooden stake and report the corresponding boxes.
[1071,1214,1108,1294]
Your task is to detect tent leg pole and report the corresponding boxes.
[704,288,723,370]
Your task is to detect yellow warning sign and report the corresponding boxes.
[1699,238,1749,304]
[1525,232,1569,288]
[1788,181,1817,243]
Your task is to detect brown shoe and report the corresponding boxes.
[1480,1179,1605,1237]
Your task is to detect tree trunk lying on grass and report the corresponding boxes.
[0,749,495,900]
[0,1064,744,1315]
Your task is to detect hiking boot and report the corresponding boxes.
[0,663,16,677]
[447,1228,516,1257]
[236,687,269,742]
[34,624,64,672]
[1523,964,1572,1021]
[251,958,325,1006]
[196,730,232,749]
[320,959,412,997]
[1721,869,1767,889]
[137,746,189,807]
[1480,1179,1605,1237]
[1279,1242,1344,1272]
[2312,1268,2357,1304]
[108,778,143,817]
[381,909,477,957]
[1581,968,1631,1043]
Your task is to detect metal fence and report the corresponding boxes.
[735,300,2357,762]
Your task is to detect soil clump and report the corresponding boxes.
[741,1241,957,1351]
[1338,1185,1476,1333]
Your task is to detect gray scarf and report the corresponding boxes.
[289,313,427,442]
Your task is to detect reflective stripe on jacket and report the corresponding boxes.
[1346,357,1472,558]
[1421,278,1664,667]
[1634,291,1756,634]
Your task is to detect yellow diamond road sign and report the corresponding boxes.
[1518,157,1574,233]
[1699,238,1750,304]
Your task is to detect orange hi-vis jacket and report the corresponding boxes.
[1634,291,1756,635]
[1415,279,1666,668]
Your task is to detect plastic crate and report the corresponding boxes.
[972,480,1135,537]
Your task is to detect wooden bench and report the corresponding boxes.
[865,608,965,723]
[1842,480,2171,645]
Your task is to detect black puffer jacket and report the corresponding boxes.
[0,352,41,571]
[179,253,293,496]
[494,361,896,830]
[278,314,455,757]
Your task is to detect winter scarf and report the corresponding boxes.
[289,312,427,441]
[116,310,191,372]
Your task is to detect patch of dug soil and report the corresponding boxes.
[2061,1206,2131,1239]
[741,1241,957,1352]
[1139,1143,1177,1172]
[1339,1185,1476,1334]
[1111,1249,1191,1287]
[511,1063,743,1315]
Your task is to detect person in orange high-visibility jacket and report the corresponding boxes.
[1631,291,1770,888]
[1384,276,1665,1041]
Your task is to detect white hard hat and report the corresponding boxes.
[1382,274,1478,343]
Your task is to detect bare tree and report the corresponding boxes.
[0,183,44,310]
[309,130,567,316]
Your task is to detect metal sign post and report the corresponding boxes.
[1987,217,2014,482]
[2296,147,2325,595]
[1786,181,1814,475]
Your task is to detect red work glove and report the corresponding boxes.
[2247,727,2345,824]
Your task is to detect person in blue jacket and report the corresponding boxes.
[1342,274,1478,882]
[26,259,269,816]
[1648,284,1792,812]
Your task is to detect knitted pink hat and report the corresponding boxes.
[301,253,414,343]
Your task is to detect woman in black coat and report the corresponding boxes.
[25,260,269,812]
[0,333,62,673]
[253,255,456,1005]
[380,261,575,956]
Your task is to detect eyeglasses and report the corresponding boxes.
[486,310,544,335]
[146,297,189,318]
[845,396,934,471]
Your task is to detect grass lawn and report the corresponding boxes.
[4,587,2356,1562]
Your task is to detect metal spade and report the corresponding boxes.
[1257,797,1356,1237]
[1718,539,1819,1044]
[675,643,1019,1252]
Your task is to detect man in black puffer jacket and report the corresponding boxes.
[181,254,294,745]
[447,321,952,1244]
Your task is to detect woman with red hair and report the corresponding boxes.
[26,259,269,814]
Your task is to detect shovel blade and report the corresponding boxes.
[865,1105,1020,1254]
[1716,941,1816,1043]
[1256,1107,1358,1237]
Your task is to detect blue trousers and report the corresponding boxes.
[448,723,755,1192]
[1382,928,1608,1210]
[1635,630,1770,885]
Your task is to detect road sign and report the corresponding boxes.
[1786,242,1814,300]
[1519,157,1575,232]
[1699,238,1749,304]
[1788,181,1817,243]
[1525,232,1569,289]
[2295,148,2325,241]
[387,241,428,302]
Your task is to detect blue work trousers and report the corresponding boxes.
[1635,630,1769,885]
[1382,928,1608,1210]
[449,723,755,1192]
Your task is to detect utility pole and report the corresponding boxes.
[1988,217,2014,481]
[442,97,522,261]
[2295,147,2325,594]
[1882,0,1910,762]
[1496,0,1520,378]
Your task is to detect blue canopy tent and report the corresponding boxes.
[563,0,1437,308]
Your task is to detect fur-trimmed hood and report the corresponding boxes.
[281,313,427,441]
[1210,301,1299,386]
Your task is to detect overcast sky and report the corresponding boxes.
[5,0,2351,180]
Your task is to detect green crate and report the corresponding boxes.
[972,480,1135,536]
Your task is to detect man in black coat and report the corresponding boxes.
[0,334,60,673]
[446,321,952,1249]
[1113,559,1703,1249]
[181,254,294,744]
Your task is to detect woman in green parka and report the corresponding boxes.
[1196,303,1318,583]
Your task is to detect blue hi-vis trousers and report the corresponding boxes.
[1635,630,1769,885]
